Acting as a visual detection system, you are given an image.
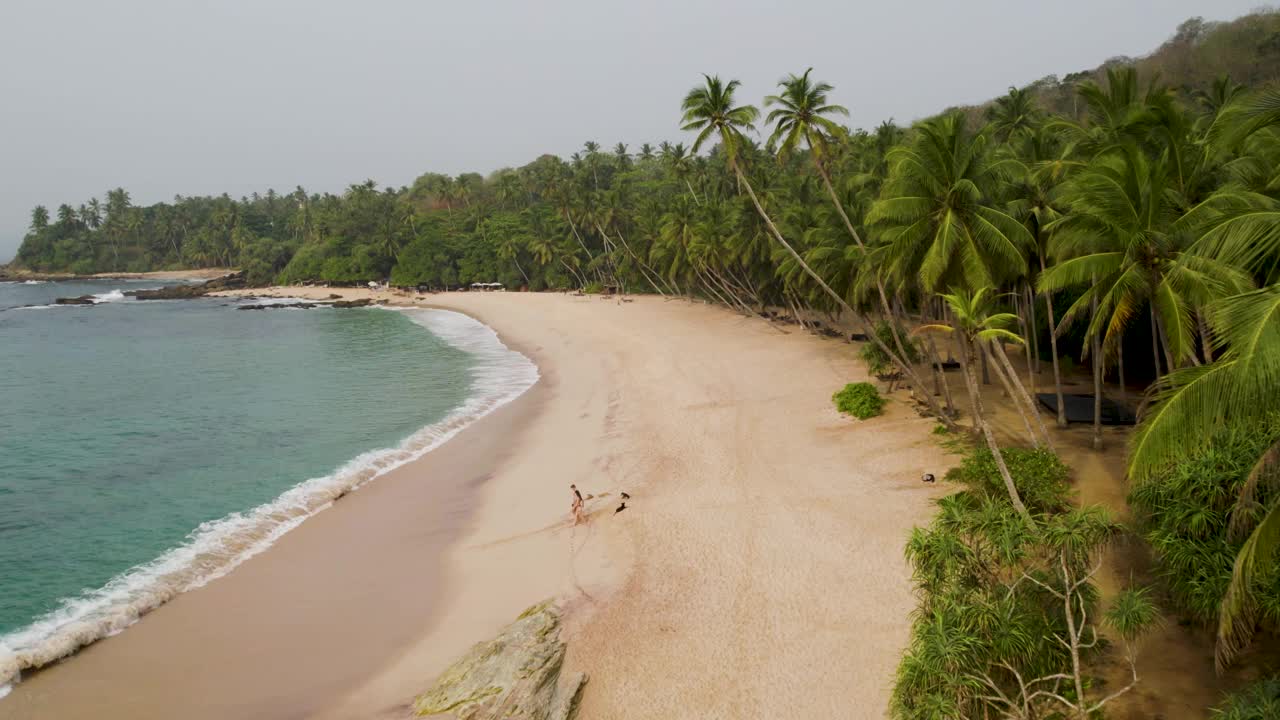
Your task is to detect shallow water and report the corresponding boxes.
[0,281,535,688]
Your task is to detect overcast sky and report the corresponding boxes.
[0,0,1263,261]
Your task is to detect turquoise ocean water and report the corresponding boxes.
[0,280,536,693]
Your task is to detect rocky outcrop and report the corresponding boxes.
[55,295,96,305]
[236,298,380,310]
[238,303,319,311]
[332,298,373,308]
[126,272,246,300]
[413,602,586,720]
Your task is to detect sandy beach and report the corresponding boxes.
[1,289,948,719]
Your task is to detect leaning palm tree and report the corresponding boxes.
[765,69,924,382]
[682,74,952,426]
[918,287,1036,526]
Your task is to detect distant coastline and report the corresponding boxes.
[0,267,231,283]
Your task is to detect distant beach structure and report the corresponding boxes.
[469,282,505,291]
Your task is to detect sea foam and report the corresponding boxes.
[0,307,538,691]
[91,289,126,303]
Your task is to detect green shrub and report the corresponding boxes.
[833,382,886,420]
[945,446,1072,514]
[1212,677,1280,719]
[583,281,603,294]
[859,320,922,376]
[1129,417,1280,625]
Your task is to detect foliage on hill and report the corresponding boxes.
[951,10,1280,123]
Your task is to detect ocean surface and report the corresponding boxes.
[0,280,536,694]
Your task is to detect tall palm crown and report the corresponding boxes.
[868,112,1032,292]
[1040,146,1250,362]
[987,86,1042,142]
[763,68,849,161]
[680,75,759,167]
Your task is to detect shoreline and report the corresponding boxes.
[3,288,949,719]
[0,298,542,719]
[0,268,232,282]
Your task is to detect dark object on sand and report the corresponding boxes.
[932,359,961,371]
[615,502,627,514]
[620,492,630,500]
[922,473,936,483]
[1036,393,1137,426]
[849,332,869,342]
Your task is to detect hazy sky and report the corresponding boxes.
[0,0,1263,261]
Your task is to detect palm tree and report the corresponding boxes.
[1007,125,1078,427]
[870,112,1032,294]
[987,86,1042,142]
[682,74,952,426]
[767,68,944,406]
[1040,146,1250,373]
[919,287,1036,526]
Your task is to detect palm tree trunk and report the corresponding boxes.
[981,344,992,385]
[1026,284,1041,374]
[733,164,953,428]
[685,179,702,206]
[559,258,587,289]
[1040,252,1069,428]
[1015,288,1039,403]
[597,223,669,297]
[983,343,1039,447]
[817,160,925,408]
[1150,307,1165,379]
[1091,284,1104,451]
[959,334,1035,526]
[993,341,1055,450]
[564,211,602,285]
[1117,341,1127,402]
[1199,313,1215,363]
[513,257,531,289]
[924,299,956,417]
[1155,312,1177,373]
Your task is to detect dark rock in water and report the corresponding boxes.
[55,295,96,305]
[413,601,586,720]
[126,271,247,300]
[128,284,206,300]
[238,302,318,311]
[332,298,372,308]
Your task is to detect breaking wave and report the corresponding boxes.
[0,308,537,691]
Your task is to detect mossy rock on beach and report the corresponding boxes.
[413,601,586,720]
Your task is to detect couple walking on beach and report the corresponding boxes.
[570,484,627,525]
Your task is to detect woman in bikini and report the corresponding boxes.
[570,484,585,526]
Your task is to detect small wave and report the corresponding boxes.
[91,289,126,303]
[22,280,47,285]
[0,308,538,690]
[10,304,62,311]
